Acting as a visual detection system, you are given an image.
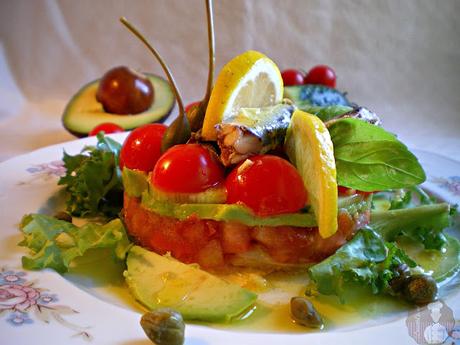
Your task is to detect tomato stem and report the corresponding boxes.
[120,17,191,152]
[119,17,185,116]
[204,0,215,106]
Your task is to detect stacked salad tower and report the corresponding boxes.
[18,1,459,339]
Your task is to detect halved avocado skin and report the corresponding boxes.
[62,74,175,137]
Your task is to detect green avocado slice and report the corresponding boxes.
[122,167,371,228]
[62,74,175,136]
[124,245,257,322]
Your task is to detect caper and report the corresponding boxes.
[54,211,72,223]
[140,308,185,345]
[389,263,411,293]
[402,274,438,305]
[290,296,324,329]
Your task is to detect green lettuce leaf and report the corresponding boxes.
[328,118,426,191]
[308,227,415,299]
[370,203,451,250]
[308,202,457,301]
[58,133,123,218]
[19,214,131,273]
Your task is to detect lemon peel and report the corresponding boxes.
[202,50,283,140]
[285,110,338,238]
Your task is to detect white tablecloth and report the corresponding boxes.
[1,0,459,162]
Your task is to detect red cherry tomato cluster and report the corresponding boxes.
[281,65,336,88]
[89,122,124,136]
[119,123,309,216]
[280,69,304,87]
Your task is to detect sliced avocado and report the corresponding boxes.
[143,198,317,227]
[122,168,149,198]
[62,74,175,136]
[122,167,371,228]
[284,84,351,108]
[122,168,227,203]
[148,181,227,205]
[124,245,257,322]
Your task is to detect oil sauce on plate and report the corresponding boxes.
[61,241,456,334]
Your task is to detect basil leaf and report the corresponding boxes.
[329,118,426,191]
[297,104,353,122]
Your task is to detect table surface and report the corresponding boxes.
[1,0,459,163]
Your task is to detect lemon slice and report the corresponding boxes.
[202,50,283,140]
[285,110,338,238]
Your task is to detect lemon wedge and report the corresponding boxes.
[202,50,283,140]
[285,110,338,238]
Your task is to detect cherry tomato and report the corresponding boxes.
[119,123,167,172]
[338,186,356,196]
[185,101,201,114]
[151,144,225,193]
[304,65,337,88]
[281,69,305,86]
[338,186,374,197]
[226,155,307,216]
[88,122,124,136]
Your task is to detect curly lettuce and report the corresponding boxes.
[58,133,123,218]
[308,227,416,299]
[19,214,131,273]
[308,202,459,302]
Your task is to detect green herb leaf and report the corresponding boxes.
[389,189,413,210]
[371,203,451,250]
[308,227,385,297]
[308,227,417,299]
[328,118,426,191]
[19,214,131,273]
[297,104,352,122]
[96,132,122,165]
[58,134,123,218]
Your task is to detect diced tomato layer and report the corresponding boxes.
[124,195,220,267]
[198,240,225,268]
[123,194,370,270]
[251,211,356,264]
[221,222,252,254]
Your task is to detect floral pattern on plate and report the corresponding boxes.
[430,176,460,197]
[26,160,66,178]
[0,268,92,341]
[16,160,66,186]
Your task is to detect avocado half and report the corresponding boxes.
[62,74,175,137]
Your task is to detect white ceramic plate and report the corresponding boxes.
[0,134,459,345]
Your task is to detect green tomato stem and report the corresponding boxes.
[204,0,215,105]
[120,17,185,117]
